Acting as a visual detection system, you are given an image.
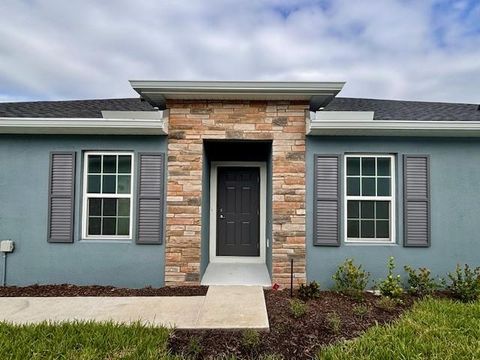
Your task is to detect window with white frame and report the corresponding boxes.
[83,152,134,239]
[345,154,395,243]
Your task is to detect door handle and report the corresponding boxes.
[219,214,225,219]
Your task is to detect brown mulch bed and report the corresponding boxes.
[169,289,418,360]
[0,284,208,297]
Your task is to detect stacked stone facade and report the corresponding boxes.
[165,100,307,287]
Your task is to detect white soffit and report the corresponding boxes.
[129,80,345,111]
[0,111,168,135]
[307,111,480,137]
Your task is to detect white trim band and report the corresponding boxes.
[209,161,267,264]
[0,111,168,135]
[307,112,480,137]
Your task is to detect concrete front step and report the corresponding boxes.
[201,263,272,287]
[0,285,269,330]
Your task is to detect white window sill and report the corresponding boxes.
[344,242,398,247]
[79,239,133,244]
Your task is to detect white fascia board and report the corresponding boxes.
[307,118,480,137]
[129,80,346,111]
[129,80,346,93]
[0,112,168,135]
[101,110,167,120]
[312,111,374,121]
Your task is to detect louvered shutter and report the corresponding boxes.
[314,155,341,246]
[47,152,76,243]
[403,155,430,247]
[137,153,165,244]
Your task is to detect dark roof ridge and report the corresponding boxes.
[0,96,478,121]
[1,96,476,107]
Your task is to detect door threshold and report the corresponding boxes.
[201,263,271,287]
[210,257,263,264]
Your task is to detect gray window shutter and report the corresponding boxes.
[314,154,340,246]
[403,155,430,247]
[137,153,165,244]
[48,152,76,243]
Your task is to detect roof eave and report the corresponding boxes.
[129,80,345,111]
[307,117,480,137]
[0,111,168,135]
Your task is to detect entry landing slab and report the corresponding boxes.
[201,263,271,286]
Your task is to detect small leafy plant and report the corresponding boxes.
[298,281,321,301]
[376,296,398,311]
[404,265,439,296]
[352,304,369,318]
[241,329,261,351]
[185,336,203,358]
[289,298,308,318]
[377,257,403,299]
[446,264,480,302]
[326,312,342,334]
[333,258,370,299]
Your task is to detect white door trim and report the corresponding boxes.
[209,161,266,264]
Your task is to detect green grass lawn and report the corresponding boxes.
[0,298,478,359]
[0,321,176,360]
[317,298,480,360]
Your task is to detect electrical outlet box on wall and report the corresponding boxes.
[0,240,14,253]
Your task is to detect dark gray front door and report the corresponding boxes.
[217,167,260,256]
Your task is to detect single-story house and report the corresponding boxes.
[0,81,479,288]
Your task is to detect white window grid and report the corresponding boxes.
[82,152,134,240]
[344,154,396,244]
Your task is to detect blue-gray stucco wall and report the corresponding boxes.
[0,135,167,288]
[306,136,480,288]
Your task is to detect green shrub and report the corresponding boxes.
[352,304,369,318]
[377,257,403,299]
[185,336,203,358]
[333,258,370,298]
[298,281,321,301]
[326,312,342,334]
[241,329,261,351]
[404,265,439,296]
[446,264,480,303]
[289,298,308,318]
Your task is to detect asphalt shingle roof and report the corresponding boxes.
[324,97,480,121]
[0,98,154,118]
[0,96,478,121]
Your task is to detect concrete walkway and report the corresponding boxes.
[197,285,268,329]
[0,285,269,330]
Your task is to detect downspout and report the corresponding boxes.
[2,253,6,286]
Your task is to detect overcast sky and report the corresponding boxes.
[0,0,479,103]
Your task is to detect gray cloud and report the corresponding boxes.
[0,0,479,103]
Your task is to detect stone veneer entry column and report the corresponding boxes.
[165,100,307,287]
